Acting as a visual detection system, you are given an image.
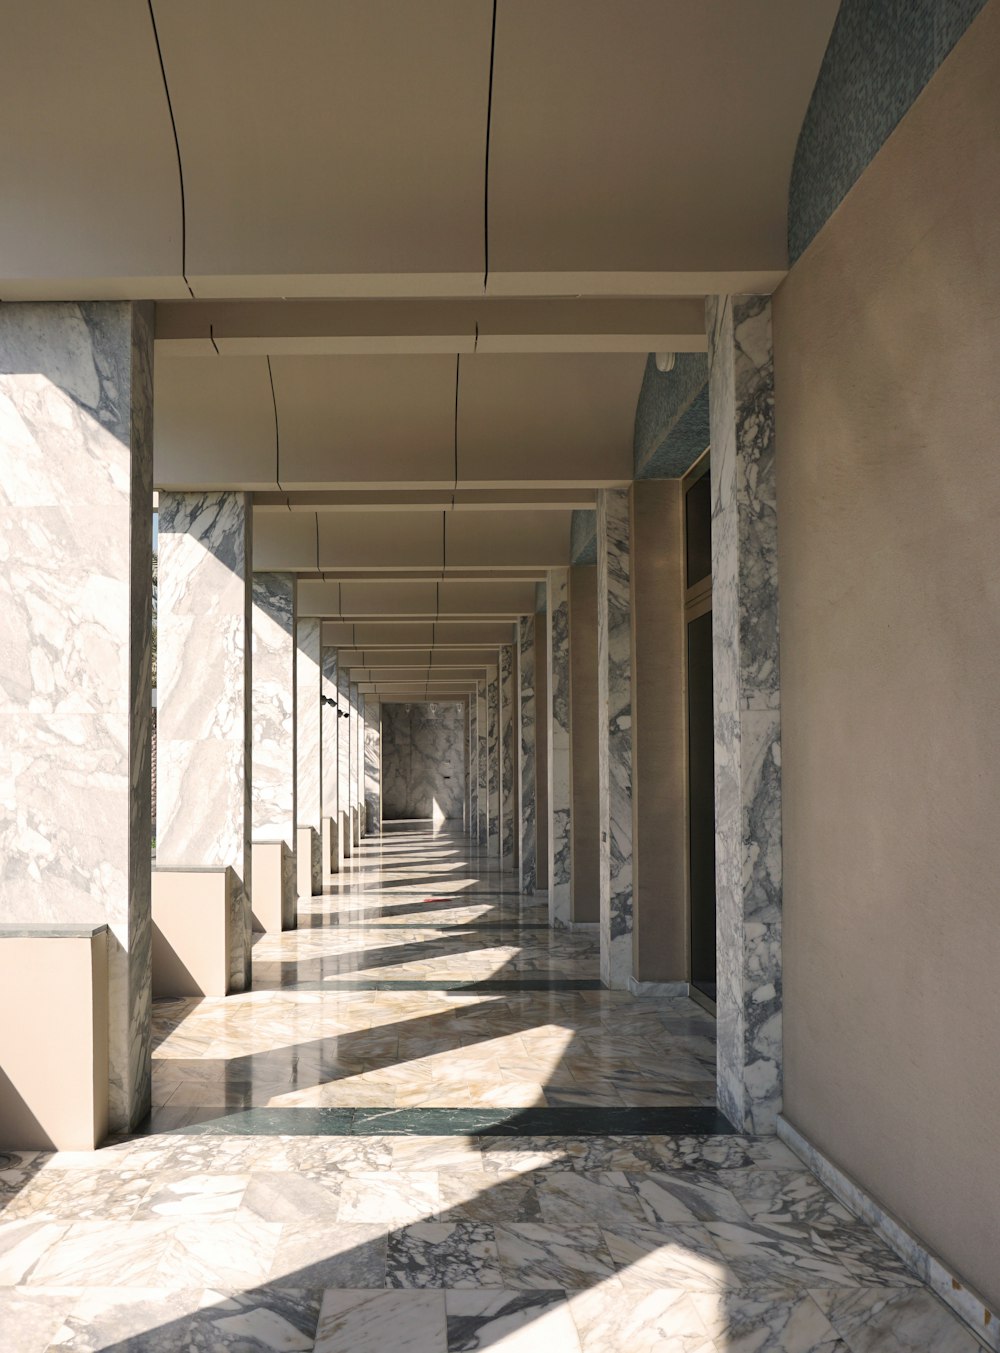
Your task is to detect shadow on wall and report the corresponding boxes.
[381,701,466,823]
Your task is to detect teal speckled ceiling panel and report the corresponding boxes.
[789,0,988,263]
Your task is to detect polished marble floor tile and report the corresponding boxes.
[0,826,982,1352]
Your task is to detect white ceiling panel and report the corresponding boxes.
[155,0,492,293]
[488,0,839,291]
[0,2,184,298]
[154,356,278,489]
[271,355,458,489]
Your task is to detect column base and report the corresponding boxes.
[251,841,297,933]
[152,868,245,998]
[0,925,109,1150]
[296,826,322,897]
[322,816,341,876]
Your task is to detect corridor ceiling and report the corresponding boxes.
[1,0,840,698]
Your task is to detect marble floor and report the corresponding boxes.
[0,825,981,1350]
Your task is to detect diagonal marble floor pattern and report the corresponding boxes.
[0,825,981,1350]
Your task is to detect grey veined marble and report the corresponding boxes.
[381,701,467,821]
[547,568,572,929]
[467,697,478,838]
[350,683,362,842]
[500,643,517,869]
[708,293,783,1134]
[321,646,339,825]
[337,660,352,856]
[158,490,253,993]
[518,616,537,894]
[0,301,154,1131]
[364,696,381,831]
[487,668,501,856]
[251,573,297,847]
[597,488,634,991]
[477,679,489,847]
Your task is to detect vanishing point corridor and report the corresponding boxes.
[0,827,977,1350]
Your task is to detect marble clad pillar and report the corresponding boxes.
[500,643,517,870]
[517,616,537,893]
[350,682,362,845]
[487,667,501,856]
[321,646,340,872]
[364,697,381,834]
[707,294,783,1134]
[477,679,488,847]
[337,660,352,858]
[547,568,572,929]
[251,574,297,908]
[0,301,154,1132]
[158,491,253,991]
[467,698,477,837]
[358,691,367,837]
[597,487,634,990]
[295,618,322,896]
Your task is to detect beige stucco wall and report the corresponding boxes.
[630,481,688,981]
[774,1,1000,1309]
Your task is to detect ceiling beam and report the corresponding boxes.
[155,297,707,357]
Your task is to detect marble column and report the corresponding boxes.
[337,659,352,858]
[487,667,501,856]
[251,573,297,919]
[350,682,362,845]
[597,487,634,990]
[477,679,489,847]
[358,692,367,837]
[321,646,341,873]
[517,616,537,893]
[468,698,479,833]
[707,294,783,1134]
[0,301,154,1133]
[364,696,381,834]
[158,492,253,991]
[500,642,517,870]
[547,568,572,928]
[295,618,323,896]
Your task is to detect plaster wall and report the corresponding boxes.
[774,0,1000,1309]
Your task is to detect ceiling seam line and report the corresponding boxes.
[266,355,284,496]
[483,0,498,294]
[147,0,195,299]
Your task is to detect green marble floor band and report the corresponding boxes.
[137,1105,735,1137]
[298,921,554,932]
[261,979,608,992]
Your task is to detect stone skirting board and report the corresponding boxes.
[628,978,690,998]
[0,926,109,1150]
[778,1117,998,1351]
[151,869,244,998]
[250,841,296,933]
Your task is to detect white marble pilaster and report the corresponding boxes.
[364,696,381,834]
[517,616,537,893]
[547,568,572,929]
[350,682,362,845]
[0,301,154,1132]
[500,643,516,870]
[158,491,253,992]
[708,293,783,1134]
[477,679,488,847]
[597,488,634,990]
[251,573,297,912]
[487,668,501,856]
[295,618,322,896]
[467,698,477,837]
[321,646,340,872]
[337,660,352,858]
